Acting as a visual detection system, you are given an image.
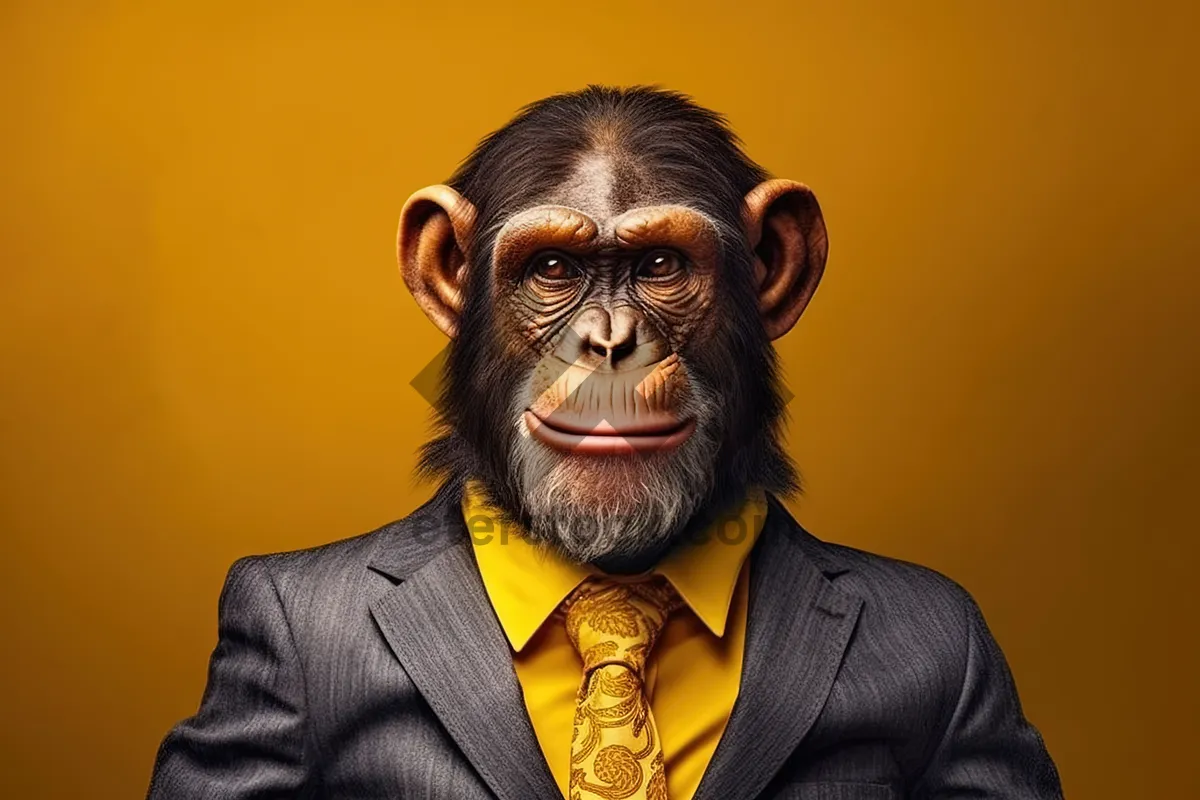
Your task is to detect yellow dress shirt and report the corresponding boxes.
[464,484,767,800]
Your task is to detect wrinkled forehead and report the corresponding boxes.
[491,152,722,274]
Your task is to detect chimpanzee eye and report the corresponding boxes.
[635,249,686,280]
[528,251,581,281]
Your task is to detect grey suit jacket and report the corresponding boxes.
[147,484,1064,799]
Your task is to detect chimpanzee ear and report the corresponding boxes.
[743,179,829,340]
[397,184,477,338]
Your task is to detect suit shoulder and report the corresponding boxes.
[791,528,978,663]
[230,487,456,593]
[806,535,979,696]
[766,495,974,619]
[819,539,975,613]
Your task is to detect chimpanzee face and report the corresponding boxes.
[398,89,827,569]
[492,154,728,564]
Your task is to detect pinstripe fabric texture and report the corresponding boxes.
[146,484,1064,799]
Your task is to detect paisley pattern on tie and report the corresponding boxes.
[564,576,682,800]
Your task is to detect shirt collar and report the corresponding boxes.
[464,482,768,651]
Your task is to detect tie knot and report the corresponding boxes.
[564,575,681,678]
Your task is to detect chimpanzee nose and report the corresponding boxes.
[559,306,668,370]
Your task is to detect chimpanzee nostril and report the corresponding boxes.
[590,342,608,358]
[609,337,637,364]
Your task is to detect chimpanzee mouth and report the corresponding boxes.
[522,410,696,456]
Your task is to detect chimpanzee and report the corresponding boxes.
[147,86,1063,800]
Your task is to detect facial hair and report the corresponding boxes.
[506,375,723,567]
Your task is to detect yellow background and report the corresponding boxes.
[2,2,1196,797]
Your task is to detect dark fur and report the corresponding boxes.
[417,85,800,537]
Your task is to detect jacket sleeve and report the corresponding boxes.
[146,556,312,799]
[911,595,1065,799]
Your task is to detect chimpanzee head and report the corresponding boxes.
[399,86,827,571]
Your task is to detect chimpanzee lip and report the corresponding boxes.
[523,410,695,455]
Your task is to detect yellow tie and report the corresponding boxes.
[564,575,682,800]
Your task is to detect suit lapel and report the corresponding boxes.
[693,496,864,800]
[368,490,561,800]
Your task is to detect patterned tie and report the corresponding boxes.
[564,575,683,800]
